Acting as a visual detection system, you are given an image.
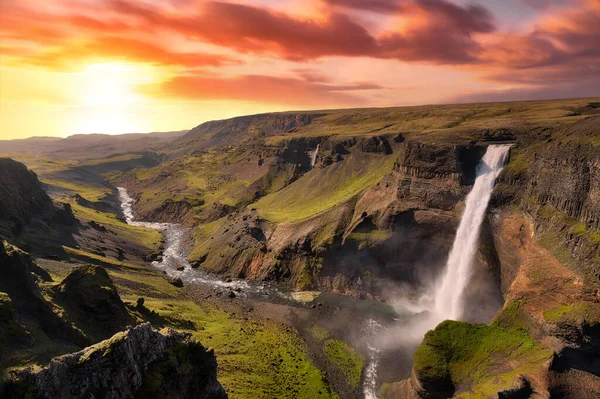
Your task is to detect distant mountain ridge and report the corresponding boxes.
[0,130,188,161]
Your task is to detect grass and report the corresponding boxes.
[543,303,600,324]
[65,200,162,251]
[323,339,364,389]
[41,178,111,202]
[258,98,599,144]
[492,300,530,332]
[307,326,330,342]
[139,299,337,399]
[504,150,531,175]
[413,320,550,390]
[61,247,181,298]
[254,154,395,223]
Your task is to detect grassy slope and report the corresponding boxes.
[115,147,264,218]
[36,252,337,399]
[413,319,552,398]
[254,153,395,223]
[263,98,600,144]
[0,154,337,397]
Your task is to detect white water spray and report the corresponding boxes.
[363,318,382,399]
[369,145,511,394]
[431,144,511,321]
[310,144,319,168]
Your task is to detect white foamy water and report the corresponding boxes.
[378,145,511,350]
[117,187,250,290]
[432,144,511,321]
[310,144,319,168]
[363,318,382,399]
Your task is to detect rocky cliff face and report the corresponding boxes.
[495,115,600,290]
[0,158,78,249]
[0,158,55,237]
[51,264,134,342]
[0,241,89,349]
[6,323,228,399]
[179,137,501,309]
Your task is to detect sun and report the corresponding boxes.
[74,62,147,134]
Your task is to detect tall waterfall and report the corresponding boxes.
[432,144,511,321]
[310,144,319,168]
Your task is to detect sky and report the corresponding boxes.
[0,0,598,140]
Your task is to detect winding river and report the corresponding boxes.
[118,186,394,398]
[117,187,250,291]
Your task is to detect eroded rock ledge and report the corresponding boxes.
[7,323,228,399]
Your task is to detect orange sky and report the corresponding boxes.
[1,0,598,139]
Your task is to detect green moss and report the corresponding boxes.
[255,154,395,223]
[323,339,364,389]
[413,320,547,388]
[40,178,111,202]
[65,201,161,251]
[504,151,531,175]
[492,300,529,332]
[307,326,329,342]
[543,303,600,324]
[0,292,14,320]
[140,299,337,399]
[572,223,587,236]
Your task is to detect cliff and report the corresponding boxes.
[0,158,77,250]
[6,323,228,399]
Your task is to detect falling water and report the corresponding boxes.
[432,144,511,321]
[363,318,382,399]
[310,144,320,168]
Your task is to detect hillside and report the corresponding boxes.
[1,98,599,398]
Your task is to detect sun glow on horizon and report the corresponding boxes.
[72,62,154,135]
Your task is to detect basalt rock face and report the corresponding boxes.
[494,116,600,290]
[187,139,501,308]
[6,323,228,399]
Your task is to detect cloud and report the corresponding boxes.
[322,0,402,13]
[447,79,600,104]
[0,0,499,65]
[378,0,496,63]
[10,36,239,69]
[477,0,600,84]
[0,0,598,104]
[140,74,382,106]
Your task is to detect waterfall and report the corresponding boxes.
[310,144,319,168]
[432,144,511,321]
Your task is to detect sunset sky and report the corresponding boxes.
[1,0,598,139]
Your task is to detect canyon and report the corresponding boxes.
[0,98,599,398]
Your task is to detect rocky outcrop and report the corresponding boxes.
[6,323,228,399]
[0,158,78,247]
[0,158,55,237]
[494,116,600,289]
[0,241,88,347]
[0,292,33,361]
[51,264,134,342]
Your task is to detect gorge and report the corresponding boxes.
[1,98,599,398]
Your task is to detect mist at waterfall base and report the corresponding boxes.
[376,145,511,351]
